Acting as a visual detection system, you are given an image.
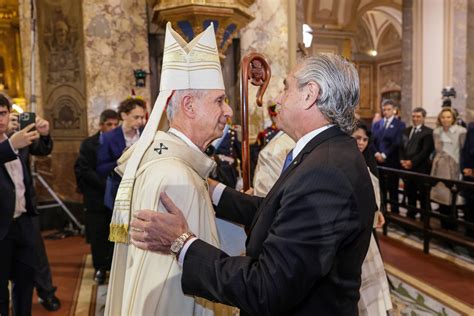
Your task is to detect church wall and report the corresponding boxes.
[82,0,151,134]
[401,0,413,122]
[18,0,42,115]
[18,0,151,203]
[239,0,289,141]
[467,0,474,123]
[450,0,467,117]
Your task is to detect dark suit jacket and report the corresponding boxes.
[0,135,53,240]
[74,132,107,212]
[462,123,474,181]
[182,127,376,315]
[399,125,434,174]
[372,117,405,167]
[96,126,125,177]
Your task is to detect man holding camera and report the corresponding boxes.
[9,110,61,311]
[0,94,54,315]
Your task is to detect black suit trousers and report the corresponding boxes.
[404,179,429,219]
[0,215,36,316]
[32,216,56,298]
[85,209,113,271]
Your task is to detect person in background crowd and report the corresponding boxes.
[207,121,242,188]
[371,112,382,129]
[97,97,146,209]
[431,107,466,230]
[461,122,474,238]
[372,99,406,214]
[255,101,280,150]
[399,107,434,219]
[0,94,48,316]
[351,121,392,315]
[74,109,119,284]
[7,110,60,311]
[252,129,294,197]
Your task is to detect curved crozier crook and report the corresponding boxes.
[248,54,271,107]
[240,52,272,191]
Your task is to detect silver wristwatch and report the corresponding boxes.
[170,232,195,256]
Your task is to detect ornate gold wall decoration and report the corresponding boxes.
[36,0,87,140]
[152,0,255,58]
[0,2,25,101]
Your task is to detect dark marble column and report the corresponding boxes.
[467,0,474,122]
[401,0,413,122]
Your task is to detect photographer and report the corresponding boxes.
[8,110,60,311]
[0,94,45,316]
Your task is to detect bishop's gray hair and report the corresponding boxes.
[294,54,360,134]
[166,89,204,121]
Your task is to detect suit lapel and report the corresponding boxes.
[117,127,126,149]
[248,126,345,233]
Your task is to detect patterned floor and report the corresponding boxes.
[71,251,473,316]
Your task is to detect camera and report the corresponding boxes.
[441,87,456,107]
[441,87,456,98]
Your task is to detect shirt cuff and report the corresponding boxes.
[8,139,19,154]
[212,183,226,206]
[177,237,198,267]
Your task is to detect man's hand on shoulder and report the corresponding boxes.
[130,192,189,254]
[9,123,39,150]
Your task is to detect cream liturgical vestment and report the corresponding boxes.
[105,22,234,315]
[253,131,295,197]
[105,132,233,315]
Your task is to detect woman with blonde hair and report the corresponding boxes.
[431,107,467,230]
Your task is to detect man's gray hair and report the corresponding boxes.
[294,54,360,134]
[166,89,204,121]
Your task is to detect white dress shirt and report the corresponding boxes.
[123,126,141,149]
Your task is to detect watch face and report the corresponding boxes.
[170,241,182,254]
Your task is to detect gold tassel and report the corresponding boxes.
[109,224,130,244]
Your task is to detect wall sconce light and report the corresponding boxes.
[368,50,378,57]
[302,24,313,48]
[134,69,149,87]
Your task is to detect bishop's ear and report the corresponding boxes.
[181,94,195,117]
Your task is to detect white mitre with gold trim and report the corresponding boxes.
[110,22,224,243]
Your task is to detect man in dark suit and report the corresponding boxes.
[8,108,59,312]
[399,107,434,219]
[129,55,376,315]
[97,98,146,209]
[74,109,119,284]
[372,99,406,213]
[0,95,51,316]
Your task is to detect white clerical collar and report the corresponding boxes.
[292,124,334,159]
[168,128,201,152]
